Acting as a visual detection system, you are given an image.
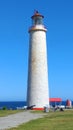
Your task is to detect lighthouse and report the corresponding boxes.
[27,11,49,110]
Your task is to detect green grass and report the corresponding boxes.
[0,110,24,117]
[8,110,73,130]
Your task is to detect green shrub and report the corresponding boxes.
[2,106,7,110]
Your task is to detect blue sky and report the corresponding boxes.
[0,0,73,101]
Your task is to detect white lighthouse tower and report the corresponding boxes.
[27,11,49,110]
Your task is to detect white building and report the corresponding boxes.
[27,11,49,110]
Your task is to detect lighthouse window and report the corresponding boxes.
[33,17,43,25]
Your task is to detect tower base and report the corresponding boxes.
[32,107,44,110]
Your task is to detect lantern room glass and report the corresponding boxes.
[32,16,43,26]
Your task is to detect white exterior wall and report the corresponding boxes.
[27,25,49,108]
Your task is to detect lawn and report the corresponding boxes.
[8,110,73,130]
[0,110,24,117]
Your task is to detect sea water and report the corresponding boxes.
[0,101,27,110]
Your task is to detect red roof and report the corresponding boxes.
[49,98,62,102]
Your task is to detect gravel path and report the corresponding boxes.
[0,111,45,130]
